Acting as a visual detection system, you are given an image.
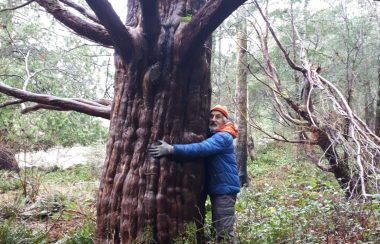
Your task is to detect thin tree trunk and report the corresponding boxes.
[235,19,249,187]
[364,80,374,130]
[375,3,380,137]
[247,92,256,161]
[212,28,222,104]
[289,0,304,162]
[247,134,256,161]
[290,0,301,88]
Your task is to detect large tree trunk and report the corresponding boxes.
[96,55,211,243]
[95,1,215,243]
[235,19,249,187]
[6,0,246,242]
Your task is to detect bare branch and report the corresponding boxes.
[253,0,305,72]
[0,0,35,12]
[249,13,312,125]
[248,0,380,197]
[22,104,68,114]
[176,0,247,61]
[85,0,135,62]
[59,0,99,23]
[248,119,316,144]
[35,0,112,46]
[353,113,380,143]
[0,99,24,108]
[0,74,24,82]
[140,0,160,42]
[0,82,110,119]
[305,151,333,172]
[73,98,112,107]
[21,102,109,114]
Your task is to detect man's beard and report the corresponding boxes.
[209,124,218,131]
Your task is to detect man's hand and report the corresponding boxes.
[148,140,173,158]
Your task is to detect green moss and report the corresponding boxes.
[180,16,192,23]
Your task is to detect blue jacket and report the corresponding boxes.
[173,132,240,195]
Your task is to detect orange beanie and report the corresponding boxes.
[210,105,229,119]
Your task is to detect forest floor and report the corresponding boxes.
[0,142,379,243]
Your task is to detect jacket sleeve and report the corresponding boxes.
[173,132,232,157]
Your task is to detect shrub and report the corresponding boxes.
[0,219,47,244]
[61,221,95,244]
[234,144,380,243]
[0,170,22,193]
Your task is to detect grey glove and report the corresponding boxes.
[149,140,173,158]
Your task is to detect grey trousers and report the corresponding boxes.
[210,194,237,243]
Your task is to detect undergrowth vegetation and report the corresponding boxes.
[0,143,379,243]
[0,162,100,243]
[234,143,380,243]
[0,171,22,193]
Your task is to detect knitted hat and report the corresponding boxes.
[210,104,229,119]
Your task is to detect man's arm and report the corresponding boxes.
[173,133,231,157]
[149,132,232,158]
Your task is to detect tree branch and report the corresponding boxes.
[59,0,99,23]
[305,150,333,172]
[0,0,35,12]
[72,98,112,107]
[176,0,247,61]
[35,0,112,46]
[85,0,135,62]
[140,0,160,42]
[22,104,69,114]
[0,99,24,108]
[0,82,110,119]
[253,0,305,72]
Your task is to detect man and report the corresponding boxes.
[149,105,240,243]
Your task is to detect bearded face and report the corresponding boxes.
[209,111,226,131]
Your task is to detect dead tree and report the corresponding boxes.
[248,0,380,199]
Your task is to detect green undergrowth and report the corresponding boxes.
[0,219,48,244]
[1,143,380,243]
[59,220,95,244]
[0,171,22,193]
[41,163,101,184]
[0,162,99,243]
[233,142,380,243]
